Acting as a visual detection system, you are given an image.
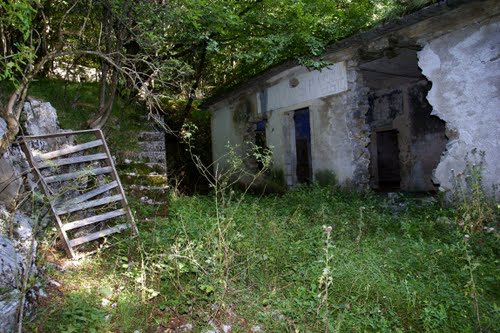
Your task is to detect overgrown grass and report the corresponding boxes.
[27,186,499,332]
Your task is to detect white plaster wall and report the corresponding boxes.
[310,95,355,185]
[211,103,245,169]
[262,62,348,112]
[255,61,358,186]
[418,19,500,197]
[210,60,368,189]
[265,109,286,171]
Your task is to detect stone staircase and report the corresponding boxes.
[117,125,169,216]
[135,131,166,167]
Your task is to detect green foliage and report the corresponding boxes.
[315,169,338,188]
[53,292,107,333]
[29,185,500,332]
[451,149,498,233]
[18,78,143,152]
[379,0,437,20]
[199,0,391,90]
[163,100,212,193]
[251,168,287,195]
[1,0,438,138]
[130,0,437,92]
[447,149,498,331]
[0,0,38,82]
[0,77,144,152]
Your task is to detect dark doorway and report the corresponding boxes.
[294,108,312,183]
[362,48,447,192]
[377,129,401,190]
[255,120,267,171]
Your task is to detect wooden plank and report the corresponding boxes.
[56,194,123,215]
[22,129,138,258]
[62,209,127,231]
[44,166,112,184]
[21,129,100,140]
[35,140,103,160]
[69,223,129,247]
[36,153,107,169]
[96,130,139,235]
[62,181,118,207]
[20,142,76,258]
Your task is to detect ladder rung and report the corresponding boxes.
[69,223,129,247]
[35,140,103,160]
[44,167,113,184]
[63,209,127,231]
[56,194,122,215]
[36,153,108,169]
[63,181,118,206]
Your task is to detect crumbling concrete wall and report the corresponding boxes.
[211,58,371,189]
[261,60,359,186]
[418,19,500,197]
[210,98,253,170]
[209,1,500,194]
[310,60,370,188]
[365,80,447,191]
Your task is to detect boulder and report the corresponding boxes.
[12,211,38,279]
[0,98,67,333]
[22,99,61,151]
[0,205,9,236]
[0,289,20,333]
[0,152,23,206]
[0,117,6,140]
[0,236,20,290]
[23,99,59,136]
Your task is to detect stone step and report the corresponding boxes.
[116,162,165,175]
[121,172,168,186]
[121,171,167,178]
[124,151,165,164]
[138,131,165,141]
[126,184,169,198]
[139,196,169,205]
[145,162,166,171]
[128,184,170,191]
[138,200,169,217]
[138,141,165,151]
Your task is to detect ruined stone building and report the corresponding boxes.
[204,0,500,197]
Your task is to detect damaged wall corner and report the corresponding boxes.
[418,19,500,199]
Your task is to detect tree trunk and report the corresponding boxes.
[180,43,208,123]
[87,0,114,129]
[88,66,119,129]
[0,78,31,154]
[87,0,129,129]
[98,62,110,110]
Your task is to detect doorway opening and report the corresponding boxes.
[254,119,267,171]
[293,108,312,183]
[376,129,401,190]
[361,47,447,192]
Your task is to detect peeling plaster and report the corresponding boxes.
[419,19,500,197]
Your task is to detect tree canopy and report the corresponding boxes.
[0,0,435,152]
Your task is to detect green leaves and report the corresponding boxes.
[0,0,38,40]
[0,0,38,83]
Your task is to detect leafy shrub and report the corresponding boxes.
[315,169,338,188]
[55,292,107,333]
[29,184,499,332]
[451,149,497,233]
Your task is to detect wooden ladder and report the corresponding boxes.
[21,129,138,258]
